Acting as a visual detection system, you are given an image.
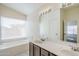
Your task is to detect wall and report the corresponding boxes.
[27,3,60,41]
[0,4,26,20]
[0,17,1,44]
[27,11,40,41]
[60,8,65,41]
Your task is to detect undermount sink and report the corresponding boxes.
[61,49,79,56]
[71,46,79,52]
[34,40,43,43]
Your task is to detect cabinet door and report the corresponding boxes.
[41,49,49,56]
[29,42,34,56]
[34,45,40,56]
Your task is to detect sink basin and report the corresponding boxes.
[71,46,79,52]
[34,40,43,44]
[61,49,79,56]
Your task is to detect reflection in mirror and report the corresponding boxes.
[39,15,49,41]
[64,20,77,43]
[40,17,48,41]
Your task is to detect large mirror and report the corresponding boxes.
[64,20,77,43]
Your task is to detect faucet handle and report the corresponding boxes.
[71,46,79,51]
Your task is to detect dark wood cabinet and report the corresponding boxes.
[41,49,49,56]
[49,52,57,56]
[29,42,34,56]
[34,45,40,56]
[29,42,57,56]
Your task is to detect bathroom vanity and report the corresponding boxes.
[29,42,57,56]
[29,40,79,56]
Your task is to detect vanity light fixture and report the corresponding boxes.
[39,7,52,17]
[62,3,73,8]
[39,7,52,23]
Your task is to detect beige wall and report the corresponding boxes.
[60,6,79,43]
[60,8,65,41]
[0,4,26,20]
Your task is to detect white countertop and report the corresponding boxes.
[32,40,79,56]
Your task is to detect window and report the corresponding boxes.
[67,25,77,34]
[1,16,26,40]
[65,23,77,43]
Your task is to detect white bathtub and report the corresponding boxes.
[0,40,29,56]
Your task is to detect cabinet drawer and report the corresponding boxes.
[41,49,49,56]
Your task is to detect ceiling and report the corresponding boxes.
[3,3,44,15]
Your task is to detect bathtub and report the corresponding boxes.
[0,39,29,56]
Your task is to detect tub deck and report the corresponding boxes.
[0,40,29,56]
